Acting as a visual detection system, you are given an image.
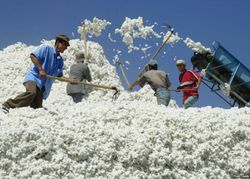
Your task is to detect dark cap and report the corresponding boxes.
[75,52,85,62]
[148,58,158,67]
[56,34,70,46]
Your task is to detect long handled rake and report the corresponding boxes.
[47,75,120,100]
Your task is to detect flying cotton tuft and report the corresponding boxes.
[184,37,211,54]
[141,46,152,54]
[115,17,161,53]
[78,17,111,38]
[163,31,182,44]
[108,33,117,42]
[125,60,130,65]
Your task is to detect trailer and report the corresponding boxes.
[191,42,250,107]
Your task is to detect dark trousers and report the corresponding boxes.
[69,93,83,103]
[4,81,43,109]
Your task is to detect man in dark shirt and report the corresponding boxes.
[67,53,92,103]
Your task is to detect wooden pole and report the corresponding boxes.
[82,22,88,63]
[137,29,174,78]
[151,30,174,60]
[47,75,117,91]
[117,62,130,87]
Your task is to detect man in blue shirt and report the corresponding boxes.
[2,35,70,113]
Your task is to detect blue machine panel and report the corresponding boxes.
[204,42,250,107]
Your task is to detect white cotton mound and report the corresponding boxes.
[0,40,250,179]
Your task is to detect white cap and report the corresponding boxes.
[176,59,186,66]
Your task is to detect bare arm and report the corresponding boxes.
[30,54,47,77]
[129,74,147,91]
[128,80,141,91]
[196,78,202,89]
[30,54,43,71]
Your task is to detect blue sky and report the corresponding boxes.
[0,0,249,108]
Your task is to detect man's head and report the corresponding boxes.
[55,34,70,53]
[145,59,158,71]
[75,52,85,63]
[176,59,186,72]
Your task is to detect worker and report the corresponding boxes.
[2,35,70,113]
[67,53,92,103]
[128,59,172,106]
[176,59,202,109]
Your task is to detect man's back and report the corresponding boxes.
[67,62,92,94]
[142,70,171,91]
[69,62,91,82]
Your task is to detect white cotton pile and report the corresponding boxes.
[78,17,111,38]
[184,37,212,54]
[115,17,161,53]
[0,40,250,179]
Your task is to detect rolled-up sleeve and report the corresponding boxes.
[31,45,47,63]
[139,76,147,87]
